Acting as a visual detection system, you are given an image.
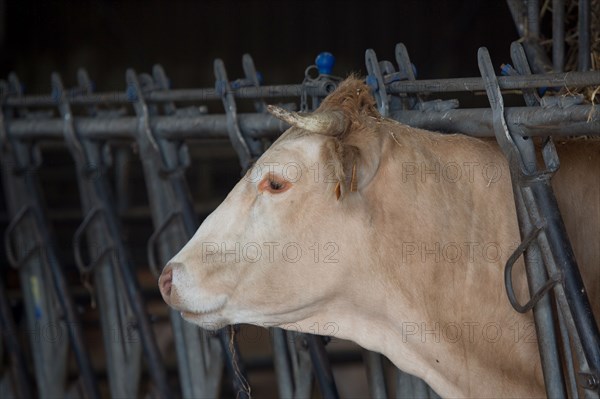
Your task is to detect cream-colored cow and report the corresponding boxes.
[159,77,599,398]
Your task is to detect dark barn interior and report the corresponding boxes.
[1,0,599,398]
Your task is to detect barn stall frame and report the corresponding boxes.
[1,1,599,398]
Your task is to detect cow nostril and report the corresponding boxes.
[159,265,173,298]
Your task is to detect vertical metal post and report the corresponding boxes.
[1,75,99,399]
[362,350,388,399]
[578,0,591,71]
[552,0,565,72]
[527,0,540,39]
[478,46,600,398]
[509,42,567,398]
[306,335,340,399]
[52,72,172,398]
[0,275,33,399]
[66,69,144,399]
[129,66,229,398]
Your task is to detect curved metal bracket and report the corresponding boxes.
[146,211,185,278]
[4,205,43,269]
[127,69,182,175]
[242,54,267,113]
[214,58,259,171]
[504,225,562,313]
[72,206,116,275]
[365,49,389,117]
[395,43,422,110]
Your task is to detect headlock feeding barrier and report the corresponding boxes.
[1,0,599,398]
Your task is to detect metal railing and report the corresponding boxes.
[1,1,599,397]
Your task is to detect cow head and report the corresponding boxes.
[158,77,388,332]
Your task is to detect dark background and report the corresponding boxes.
[1,0,519,94]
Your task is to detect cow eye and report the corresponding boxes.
[269,180,284,190]
[259,174,291,194]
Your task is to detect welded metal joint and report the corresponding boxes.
[578,372,600,391]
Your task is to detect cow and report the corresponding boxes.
[158,77,600,398]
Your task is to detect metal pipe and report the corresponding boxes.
[4,113,284,140]
[363,351,388,399]
[271,329,294,398]
[527,0,540,39]
[387,70,600,93]
[32,184,101,399]
[2,83,333,108]
[578,0,591,71]
[531,182,600,377]
[506,0,553,73]
[507,0,527,37]
[391,105,600,137]
[552,0,565,72]
[4,105,600,144]
[512,186,567,398]
[0,276,33,399]
[306,335,340,399]
[3,71,599,108]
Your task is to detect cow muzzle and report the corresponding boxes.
[158,263,175,305]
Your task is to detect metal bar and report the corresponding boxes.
[7,170,101,399]
[2,162,69,398]
[271,329,294,398]
[4,114,284,140]
[509,42,567,398]
[218,330,250,399]
[0,275,33,399]
[214,58,260,170]
[532,182,600,375]
[552,0,565,72]
[391,105,600,137]
[306,335,339,399]
[479,45,600,397]
[578,0,591,71]
[388,70,600,93]
[128,67,227,398]
[507,0,527,37]
[506,0,553,73]
[363,351,387,399]
[1,78,100,399]
[4,104,600,143]
[557,305,579,399]
[3,70,599,109]
[513,186,567,398]
[527,0,540,39]
[62,70,145,398]
[2,83,332,108]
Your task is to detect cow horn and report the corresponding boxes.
[267,105,347,135]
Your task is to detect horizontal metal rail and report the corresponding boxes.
[5,105,598,143]
[2,82,335,107]
[3,71,599,109]
[387,70,600,93]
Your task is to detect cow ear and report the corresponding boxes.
[339,137,381,196]
[341,144,360,193]
[334,144,373,200]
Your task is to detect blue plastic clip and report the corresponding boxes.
[365,75,378,90]
[500,63,516,76]
[316,52,335,75]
